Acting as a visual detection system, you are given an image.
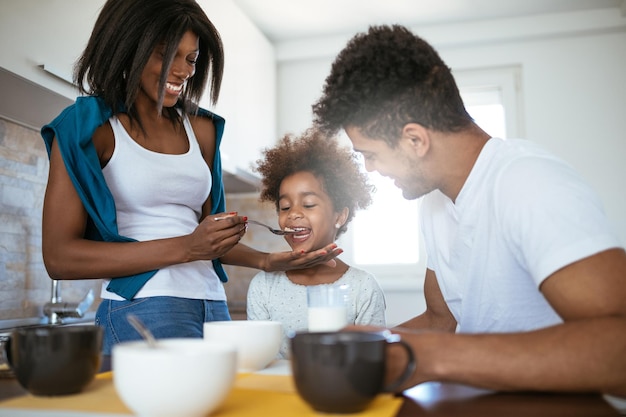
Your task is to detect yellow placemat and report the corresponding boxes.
[0,373,131,414]
[1,372,402,417]
[235,373,296,393]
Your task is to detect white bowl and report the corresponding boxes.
[203,320,282,372]
[113,339,236,417]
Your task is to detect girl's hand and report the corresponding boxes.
[186,212,247,261]
[264,243,343,271]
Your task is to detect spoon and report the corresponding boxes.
[246,219,299,235]
[126,313,158,348]
[215,215,298,235]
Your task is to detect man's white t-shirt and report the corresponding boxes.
[420,138,621,333]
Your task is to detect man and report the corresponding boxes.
[312,25,626,397]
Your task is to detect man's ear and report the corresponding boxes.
[401,123,430,157]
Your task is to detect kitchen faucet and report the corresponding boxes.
[43,280,95,325]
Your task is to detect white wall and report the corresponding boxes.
[196,0,277,172]
[274,7,626,324]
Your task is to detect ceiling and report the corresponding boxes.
[233,0,624,43]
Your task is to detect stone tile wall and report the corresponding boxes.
[0,118,100,320]
[0,116,283,321]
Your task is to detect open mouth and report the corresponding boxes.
[284,226,311,238]
[165,82,184,95]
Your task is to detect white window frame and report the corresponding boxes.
[454,65,524,139]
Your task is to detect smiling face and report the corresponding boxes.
[277,171,348,252]
[345,125,434,200]
[137,30,200,109]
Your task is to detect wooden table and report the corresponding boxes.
[396,382,621,416]
[1,356,620,416]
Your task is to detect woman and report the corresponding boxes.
[40,0,339,354]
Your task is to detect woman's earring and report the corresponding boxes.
[335,223,342,229]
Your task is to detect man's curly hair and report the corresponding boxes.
[312,25,473,147]
[254,129,374,237]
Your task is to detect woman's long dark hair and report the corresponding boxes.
[74,0,223,130]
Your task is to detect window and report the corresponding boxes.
[455,65,524,139]
[338,66,522,283]
[461,88,507,139]
[352,175,419,265]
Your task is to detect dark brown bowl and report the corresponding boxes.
[6,325,102,396]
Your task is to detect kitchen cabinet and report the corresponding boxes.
[0,0,99,101]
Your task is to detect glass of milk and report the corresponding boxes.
[307,284,349,332]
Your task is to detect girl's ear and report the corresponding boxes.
[335,207,350,229]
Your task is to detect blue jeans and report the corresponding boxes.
[95,297,231,355]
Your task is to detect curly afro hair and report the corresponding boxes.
[312,25,473,147]
[254,129,374,237]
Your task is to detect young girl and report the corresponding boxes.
[247,129,386,358]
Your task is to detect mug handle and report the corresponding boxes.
[382,332,417,392]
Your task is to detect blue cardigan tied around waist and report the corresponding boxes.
[40,96,229,300]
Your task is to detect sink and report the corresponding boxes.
[0,312,96,334]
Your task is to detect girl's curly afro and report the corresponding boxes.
[254,129,374,237]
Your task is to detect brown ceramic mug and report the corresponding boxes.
[6,324,102,396]
[290,330,416,414]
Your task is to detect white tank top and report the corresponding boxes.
[100,113,225,301]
